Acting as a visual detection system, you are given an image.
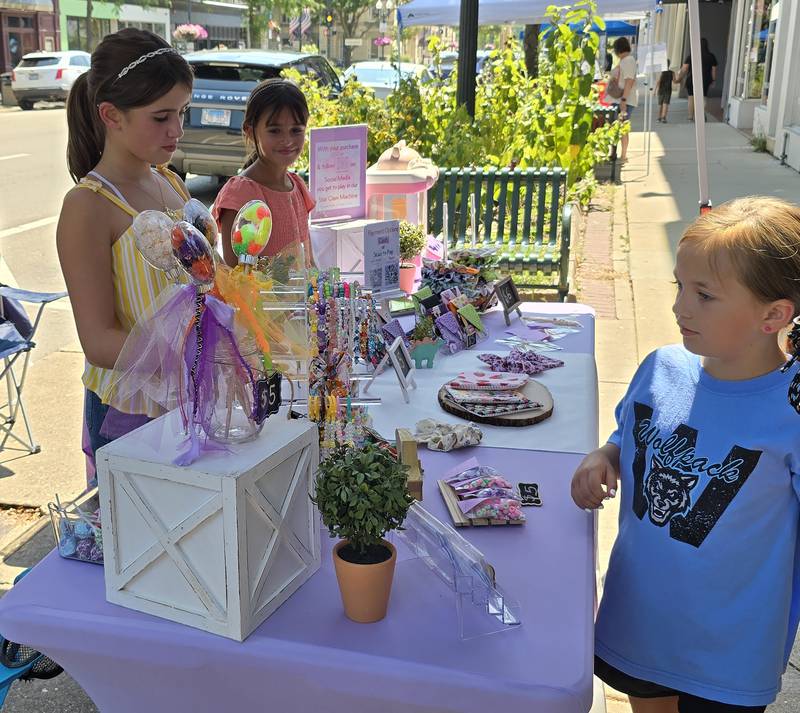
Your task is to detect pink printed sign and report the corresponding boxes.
[309,124,368,220]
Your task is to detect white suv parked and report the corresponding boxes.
[11,50,91,110]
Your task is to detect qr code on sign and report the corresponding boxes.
[368,268,383,288]
[384,263,399,286]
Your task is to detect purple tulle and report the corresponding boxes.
[102,284,257,466]
[173,292,256,465]
[103,285,197,418]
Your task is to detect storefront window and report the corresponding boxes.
[66,16,113,51]
[737,0,773,100]
[118,21,168,41]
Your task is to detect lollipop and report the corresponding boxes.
[132,210,176,272]
[171,221,216,287]
[231,200,272,263]
[183,198,218,248]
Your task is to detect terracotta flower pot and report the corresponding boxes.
[332,539,397,623]
[399,264,416,294]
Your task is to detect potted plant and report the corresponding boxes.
[312,443,413,623]
[398,221,427,294]
[408,315,444,369]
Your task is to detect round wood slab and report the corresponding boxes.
[438,379,554,427]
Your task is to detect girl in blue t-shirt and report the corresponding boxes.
[572,196,800,713]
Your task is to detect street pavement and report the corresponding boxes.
[1,100,800,712]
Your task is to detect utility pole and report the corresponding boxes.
[455,0,478,117]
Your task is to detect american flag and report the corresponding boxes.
[289,15,300,37]
[300,7,312,36]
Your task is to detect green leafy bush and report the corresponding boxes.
[312,443,413,557]
[290,0,624,205]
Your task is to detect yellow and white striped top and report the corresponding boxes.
[77,165,189,417]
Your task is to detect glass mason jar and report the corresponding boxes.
[205,340,266,445]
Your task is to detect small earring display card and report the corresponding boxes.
[518,482,542,507]
[458,304,485,333]
[411,286,433,313]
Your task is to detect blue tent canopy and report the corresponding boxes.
[540,19,637,36]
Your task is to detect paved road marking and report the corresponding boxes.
[0,215,58,239]
[0,153,30,162]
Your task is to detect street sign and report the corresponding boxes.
[344,38,363,46]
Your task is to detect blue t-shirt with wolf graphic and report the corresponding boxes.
[596,344,800,706]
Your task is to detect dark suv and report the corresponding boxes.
[172,49,341,179]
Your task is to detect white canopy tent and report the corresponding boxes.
[399,0,653,26]
[399,0,712,211]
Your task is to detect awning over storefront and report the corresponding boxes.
[0,0,55,12]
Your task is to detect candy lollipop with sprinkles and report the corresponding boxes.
[231,200,273,266]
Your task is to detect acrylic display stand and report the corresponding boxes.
[395,502,522,640]
[258,250,311,405]
[258,255,380,413]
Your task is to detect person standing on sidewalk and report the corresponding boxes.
[678,37,717,121]
[656,61,675,123]
[572,196,800,713]
[608,37,638,163]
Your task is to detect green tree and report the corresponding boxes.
[327,0,377,66]
[289,1,622,205]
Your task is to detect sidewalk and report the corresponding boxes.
[579,98,800,713]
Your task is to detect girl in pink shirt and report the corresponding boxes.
[213,79,315,267]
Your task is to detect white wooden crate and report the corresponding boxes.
[97,409,319,641]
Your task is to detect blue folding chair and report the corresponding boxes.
[0,286,68,455]
[0,569,63,707]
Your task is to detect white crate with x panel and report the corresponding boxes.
[97,409,319,641]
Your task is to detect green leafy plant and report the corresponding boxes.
[449,248,500,283]
[750,133,768,153]
[508,1,626,193]
[289,1,621,206]
[399,221,427,264]
[312,443,413,559]
[410,315,436,342]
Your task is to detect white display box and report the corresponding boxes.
[309,218,400,291]
[97,409,320,641]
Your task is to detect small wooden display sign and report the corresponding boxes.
[396,428,423,500]
[494,276,523,326]
[387,336,417,403]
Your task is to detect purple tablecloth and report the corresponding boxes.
[0,448,594,713]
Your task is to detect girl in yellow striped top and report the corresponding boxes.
[57,28,194,485]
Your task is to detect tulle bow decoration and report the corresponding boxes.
[108,207,259,466]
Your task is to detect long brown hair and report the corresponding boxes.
[66,28,193,182]
[242,78,309,169]
[680,196,800,316]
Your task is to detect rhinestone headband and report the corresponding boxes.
[115,47,177,81]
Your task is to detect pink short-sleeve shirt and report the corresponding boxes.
[212,172,316,258]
